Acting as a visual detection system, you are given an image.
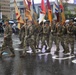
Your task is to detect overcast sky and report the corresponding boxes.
[34,0,74,4]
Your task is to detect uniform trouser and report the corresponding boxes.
[23,37,36,54]
[64,36,74,53]
[21,37,24,47]
[34,35,39,48]
[56,36,65,52]
[49,35,57,52]
[0,39,15,54]
[23,36,29,54]
[41,35,49,50]
[29,38,36,53]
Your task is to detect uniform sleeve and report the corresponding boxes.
[7,25,12,37]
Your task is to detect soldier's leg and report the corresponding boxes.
[63,38,69,53]
[41,36,45,51]
[70,38,74,54]
[30,39,36,54]
[21,38,24,48]
[34,36,37,49]
[36,36,39,48]
[9,41,15,57]
[20,38,28,57]
[0,40,7,57]
[55,37,60,54]
[45,35,53,53]
[61,37,66,52]
[45,36,49,50]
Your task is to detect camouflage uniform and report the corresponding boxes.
[41,22,50,51]
[19,24,26,47]
[55,23,66,54]
[62,24,68,53]
[26,22,36,54]
[48,22,57,52]
[65,22,75,54]
[33,24,39,49]
[0,22,15,57]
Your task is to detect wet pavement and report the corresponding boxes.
[0,34,76,75]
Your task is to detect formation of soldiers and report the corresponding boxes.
[0,19,76,58]
[19,19,76,57]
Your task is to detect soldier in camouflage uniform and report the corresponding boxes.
[0,20,15,57]
[19,23,26,48]
[23,20,36,55]
[54,22,66,55]
[64,21,75,55]
[62,23,68,53]
[41,21,50,52]
[46,21,57,53]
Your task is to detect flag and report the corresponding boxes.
[32,0,36,13]
[46,0,52,23]
[23,0,32,21]
[59,0,65,24]
[32,0,38,25]
[14,0,24,29]
[27,0,31,10]
[54,0,60,22]
[39,0,46,24]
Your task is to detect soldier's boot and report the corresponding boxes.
[54,47,59,55]
[20,53,26,58]
[9,49,15,57]
[0,53,2,58]
[45,48,50,53]
[45,45,48,50]
[71,47,74,55]
[63,48,69,54]
[0,50,4,58]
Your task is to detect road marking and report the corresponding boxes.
[14,48,24,51]
[38,53,51,56]
[72,59,76,64]
[52,55,75,60]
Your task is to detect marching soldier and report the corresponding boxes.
[23,20,36,55]
[19,23,26,48]
[47,20,57,53]
[55,22,66,55]
[0,20,15,57]
[64,21,75,55]
[41,20,51,52]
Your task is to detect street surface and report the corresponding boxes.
[0,34,76,75]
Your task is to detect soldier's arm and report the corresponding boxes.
[5,26,12,38]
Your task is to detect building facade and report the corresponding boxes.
[0,0,10,19]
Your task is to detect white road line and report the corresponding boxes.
[52,55,75,60]
[72,60,76,64]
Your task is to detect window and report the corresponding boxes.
[19,1,23,5]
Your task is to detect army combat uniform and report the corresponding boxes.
[41,22,50,52]
[65,22,75,54]
[0,22,15,57]
[55,23,66,54]
[19,24,26,47]
[47,22,57,53]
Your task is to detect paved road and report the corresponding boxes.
[0,34,76,75]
